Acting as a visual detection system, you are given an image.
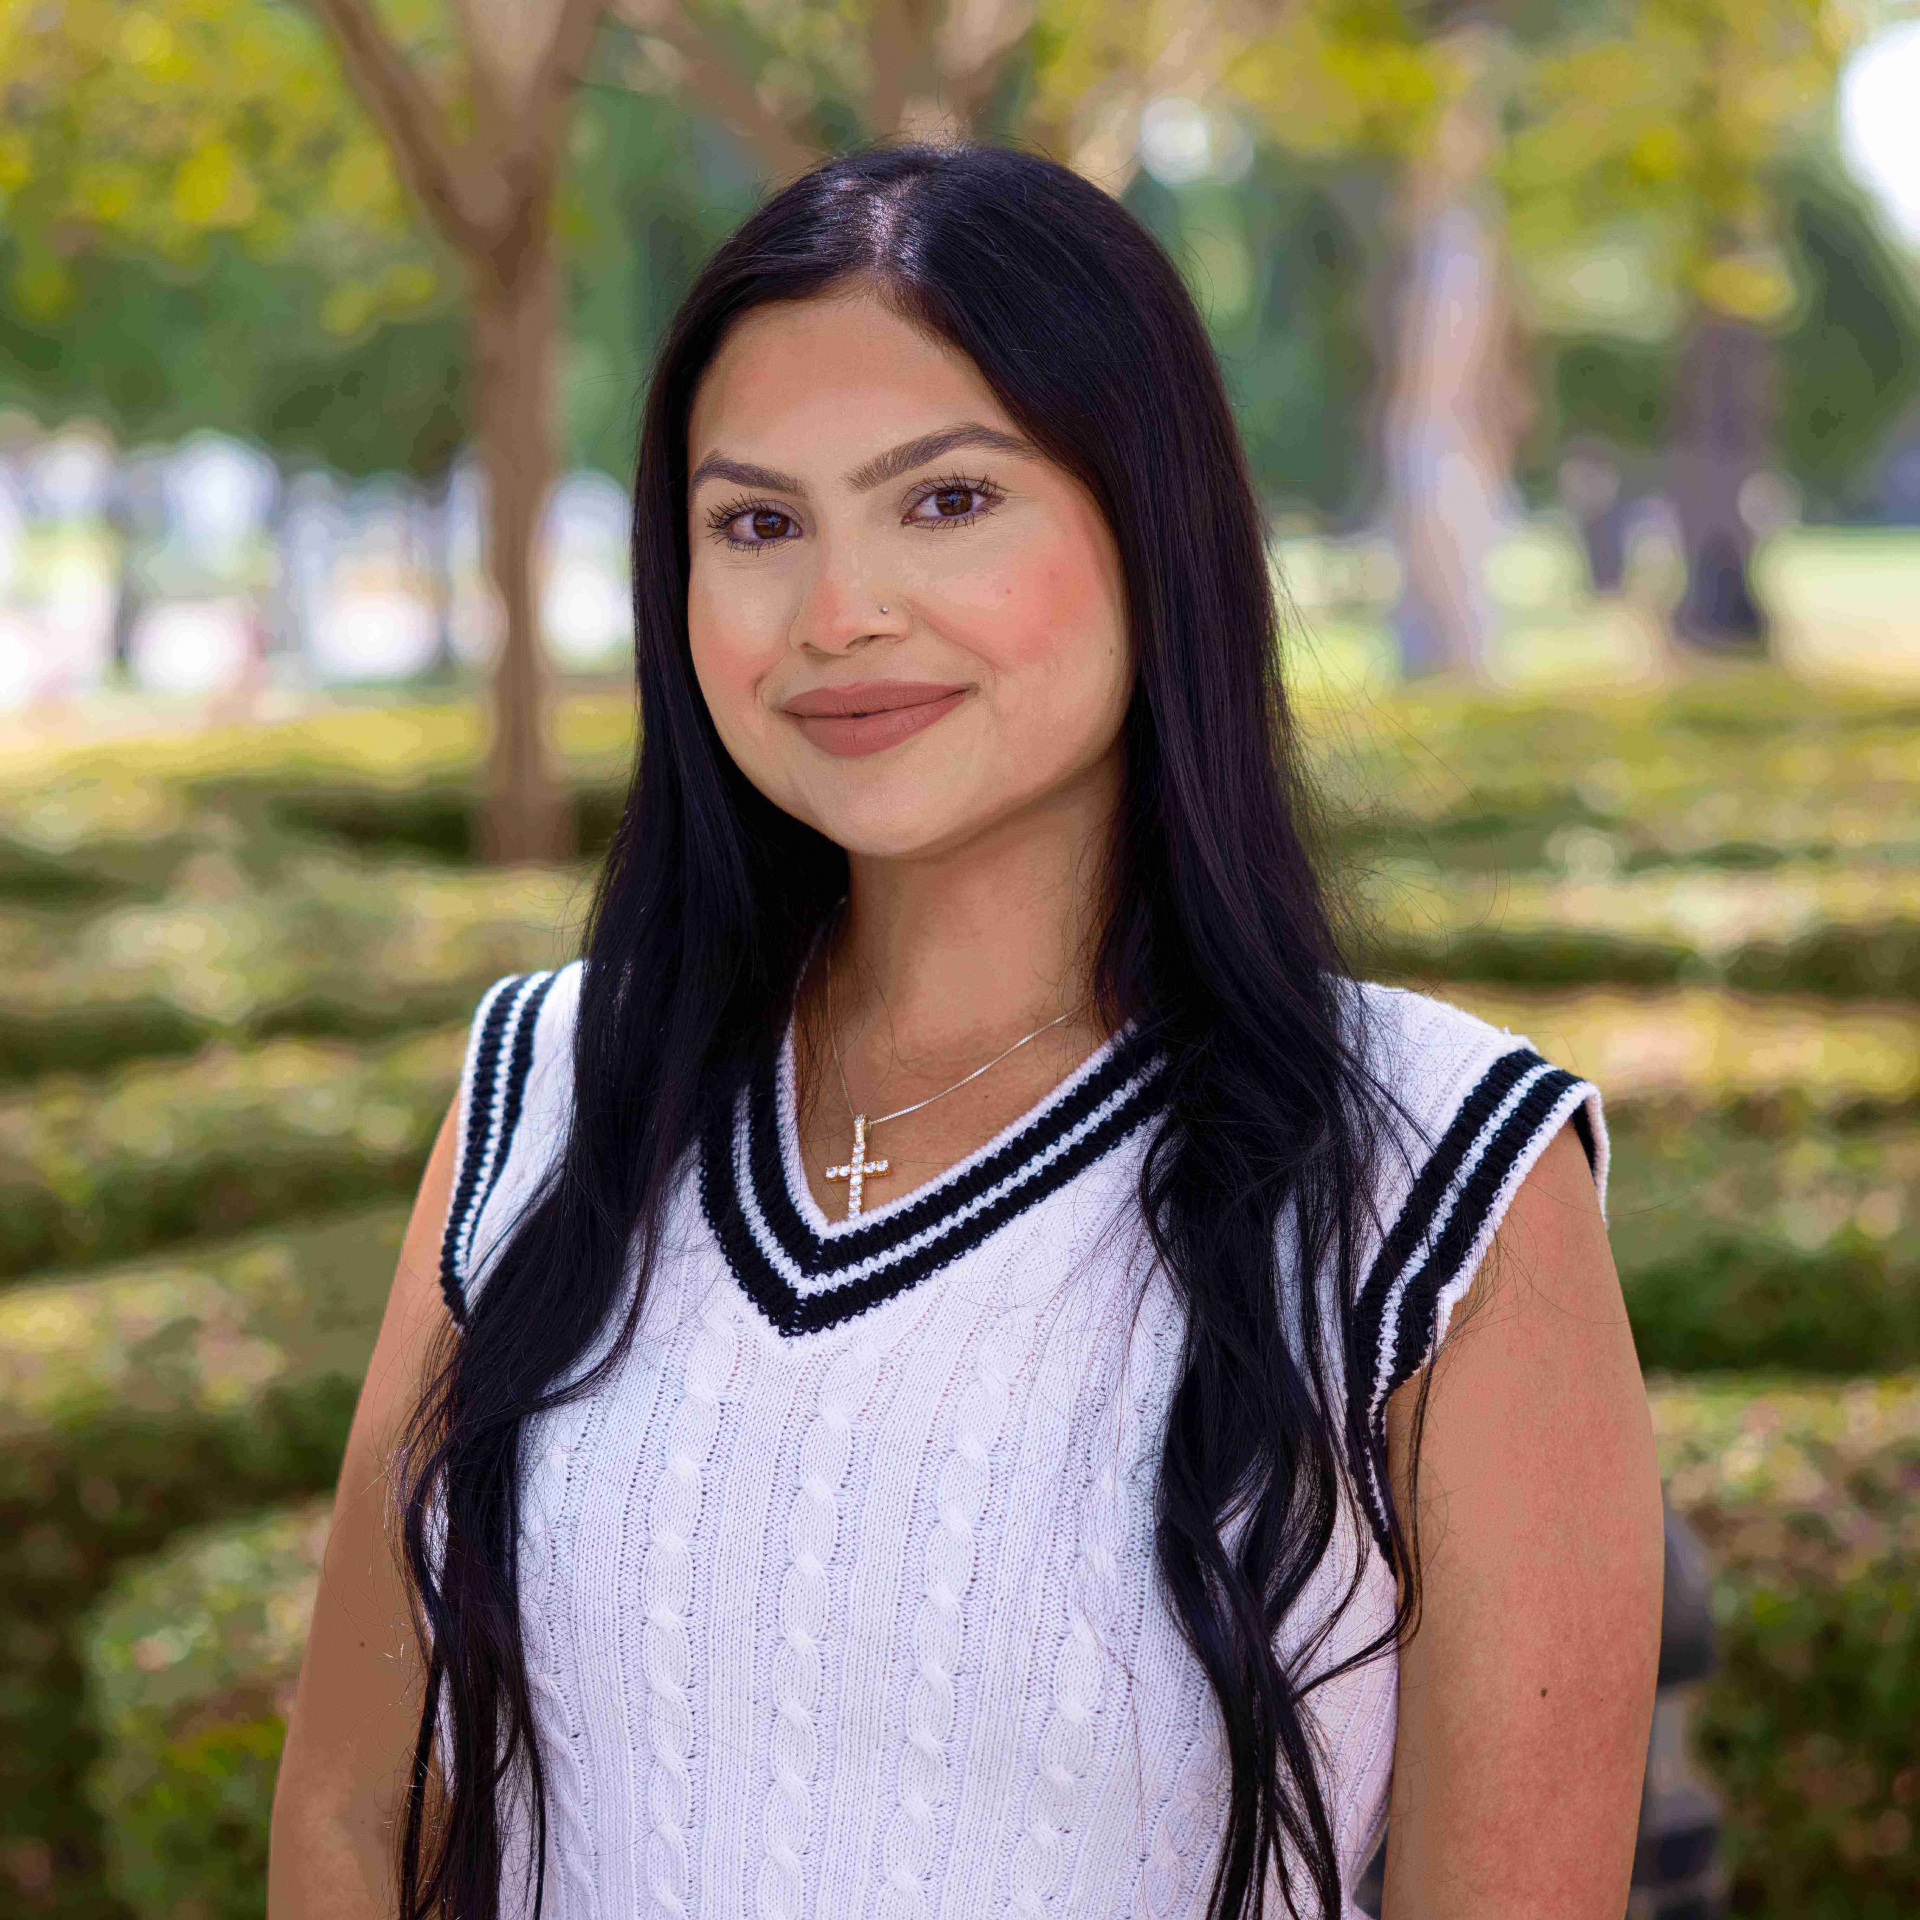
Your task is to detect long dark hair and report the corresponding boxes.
[398,143,1414,1920]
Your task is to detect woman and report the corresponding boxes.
[271,145,1662,1920]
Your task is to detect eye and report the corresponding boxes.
[707,500,801,550]
[904,477,1001,528]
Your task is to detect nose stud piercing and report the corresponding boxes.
[879,604,889,614]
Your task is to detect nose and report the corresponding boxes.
[786,535,907,655]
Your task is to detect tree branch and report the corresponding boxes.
[937,0,1032,131]
[867,0,916,138]
[506,0,617,180]
[609,0,823,181]
[303,0,508,250]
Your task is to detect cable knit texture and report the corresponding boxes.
[447,964,1605,1920]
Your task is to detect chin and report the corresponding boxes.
[784,771,996,861]
[810,803,985,862]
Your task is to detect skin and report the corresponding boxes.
[1383,1126,1662,1916]
[684,288,1130,1199]
[269,1106,453,1912]
[270,289,1662,1918]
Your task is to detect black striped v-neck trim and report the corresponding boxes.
[699,1027,1167,1336]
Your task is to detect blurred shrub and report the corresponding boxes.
[0,836,159,906]
[84,1504,328,1920]
[0,767,624,886]
[0,1209,398,1913]
[0,858,576,1085]
[0,996,210,1082]
[1625,1234,1920,1373]
[247,772,628,860]
[1726,923,1920,1002]
[1364,864,1920,999]
[1656,1374,1920,1919]
[1369,925,1695,989]
[1321,681,1920,876]
[1609,1106,1920,1372]
[0,1026,459,1281]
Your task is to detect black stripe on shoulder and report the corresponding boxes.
[439,978,520,1321]
[1349,1048,1541,1401]
[1349,1048,1586,1558]
[471,970,557,1249]
[438,973,555,1323]
[1377,1065,1580,1413]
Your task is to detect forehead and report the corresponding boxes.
[688,292,1013,469]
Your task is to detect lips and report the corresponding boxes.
[780,680,971,758]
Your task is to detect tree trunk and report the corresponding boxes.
[1381,31,1514,679]
[472,244,573,862]
[1668,311,1772,653]
[1383,202,1508,676]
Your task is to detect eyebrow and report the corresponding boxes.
[686,422,1034,500]
[844,423,1033,492]
[688,453,804,493]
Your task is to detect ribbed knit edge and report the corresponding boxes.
[440,969,559,1323]
[1349,1046,1606,1560]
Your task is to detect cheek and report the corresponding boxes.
[968,540,1129,710]
[688,569,781,728]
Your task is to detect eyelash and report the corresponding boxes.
[702,474,1004,552]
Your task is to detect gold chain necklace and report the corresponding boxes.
[820,940,1080,1221]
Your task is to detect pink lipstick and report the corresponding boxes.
[780,680,970,757]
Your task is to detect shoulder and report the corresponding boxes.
[439,961,584,1321]
[1341,982,1610,1552]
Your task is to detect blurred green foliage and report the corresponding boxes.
[1658,1374,1920,1918]
[85,1505,326,1920]
[1778,169,1920,515]
[1125,157,1378,518]
[0,48,752,484]
[1536,165,1920,509]
[7,5,1910,516]
[0,1028,458,1281]
[1,1211,400,1916]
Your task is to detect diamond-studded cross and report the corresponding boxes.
[824,1113,889,1219]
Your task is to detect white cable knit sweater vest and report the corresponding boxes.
[441,965,1606,1920]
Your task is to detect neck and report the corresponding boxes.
[823,750,1121,1070]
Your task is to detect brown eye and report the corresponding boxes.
[906,480,997,526]
[706,497,801,551]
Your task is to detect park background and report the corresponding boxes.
[3,0,1920,1914]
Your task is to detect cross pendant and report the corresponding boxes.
[824,1113,890,1219]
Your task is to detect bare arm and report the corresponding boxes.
[1381,1124,1664,1919]
[268,1100,459,1919]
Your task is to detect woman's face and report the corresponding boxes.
[685,290,1132,862]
